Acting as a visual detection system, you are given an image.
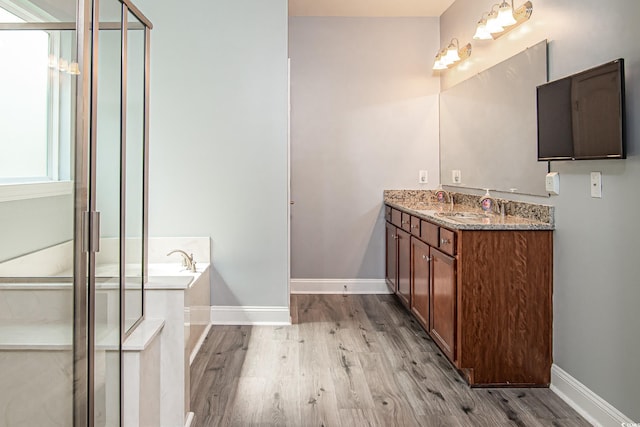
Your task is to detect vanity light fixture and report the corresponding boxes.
[47,55,81,75]
[432,38,472,71]
[47,54,57,68]
[472,14,493,40]
[474,1,533,40]
[433,49,449,70]
[67,62,81,75]
[485,5,504,34]
[497,1,517,26]
[58,58,68,72]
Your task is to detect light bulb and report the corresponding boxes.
[486,11,504,34]
[433,58,447,70]
[58,59,68,72]
[497,1,517,26]
[473,20,492,40]
[444,43,460,63]
[68,62,81,75]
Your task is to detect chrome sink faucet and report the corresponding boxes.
[434,188,455,211]
[167,249,197,272]
[480,190,504,216]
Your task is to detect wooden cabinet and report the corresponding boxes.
[384,203,553,387]
[385,221,397,293]
[410,237,430,329]
[456,230,552,386]
[396,229,411,308]
[385,207,414,308]
[430,248,456,363]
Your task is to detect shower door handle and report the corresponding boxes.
[82,211,101,253]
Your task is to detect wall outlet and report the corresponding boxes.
[590,172,602,198]
[545,172,559,195]
[419,170,428,184]
[452,170,461,184]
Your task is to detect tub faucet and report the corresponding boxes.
[167,249,197,272]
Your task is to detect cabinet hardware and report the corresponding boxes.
[441,238,451,245]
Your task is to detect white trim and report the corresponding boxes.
[189,323,212,366]
[184,412,195,427]
[0,181,73,202]
[550,364,634,427]
[210,306,291,326]
[290,278,392,295]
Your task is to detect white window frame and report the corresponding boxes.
[0,1,73,201]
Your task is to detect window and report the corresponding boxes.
[0,5,74,199]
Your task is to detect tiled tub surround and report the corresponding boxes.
[384,189,554,230]
[0,237,212,427]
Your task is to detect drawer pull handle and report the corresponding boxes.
[411,225,418,229]
[402,220,409,225]
[422,255,432,261]
[441,238,451,245]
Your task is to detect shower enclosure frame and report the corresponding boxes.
[0,0,152,425]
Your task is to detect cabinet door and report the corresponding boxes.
[385,222,398,293]
[430,248,456,362]
[411,237,430,329]
[396,228,411,308]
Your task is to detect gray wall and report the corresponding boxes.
[137,0,289,308]
[441,0,640,420]
[289,17,441,279]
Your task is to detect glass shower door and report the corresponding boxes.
[0,5,79,425]
[93,0,123,423]
[0,0,151,425]
[91,1,150,425]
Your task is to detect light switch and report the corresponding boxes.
[590,172,602,198]
[452,170,461,184]
[419,170,428,184]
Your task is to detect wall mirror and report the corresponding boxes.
[439,40,549,196]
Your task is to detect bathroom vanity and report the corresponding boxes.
[384,190,553,387]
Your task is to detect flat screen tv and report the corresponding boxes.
[537,58,626,161]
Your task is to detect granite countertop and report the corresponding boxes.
[384,190,554,231]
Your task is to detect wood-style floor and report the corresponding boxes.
[191,294,590,427]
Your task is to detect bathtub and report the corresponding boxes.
[0,236,212,427]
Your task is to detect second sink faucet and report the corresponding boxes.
[434,188,454,211]
[167,249,197,272]
[480,190,504,216]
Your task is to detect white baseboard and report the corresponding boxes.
[551,364,634,427]
[290,278,392,295]
[189,323,212,366]
[210,306,291,326]
[184,412,194,427]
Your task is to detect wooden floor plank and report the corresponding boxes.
[191,294,590,427]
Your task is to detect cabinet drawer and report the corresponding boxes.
[439,228,456,256]
[384,205,392,222]
[391,208,402,227]
[420,220,439,247]
[410,216,421,237]
[401,212,412,232]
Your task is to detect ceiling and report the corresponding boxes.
[289,0,456,17]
